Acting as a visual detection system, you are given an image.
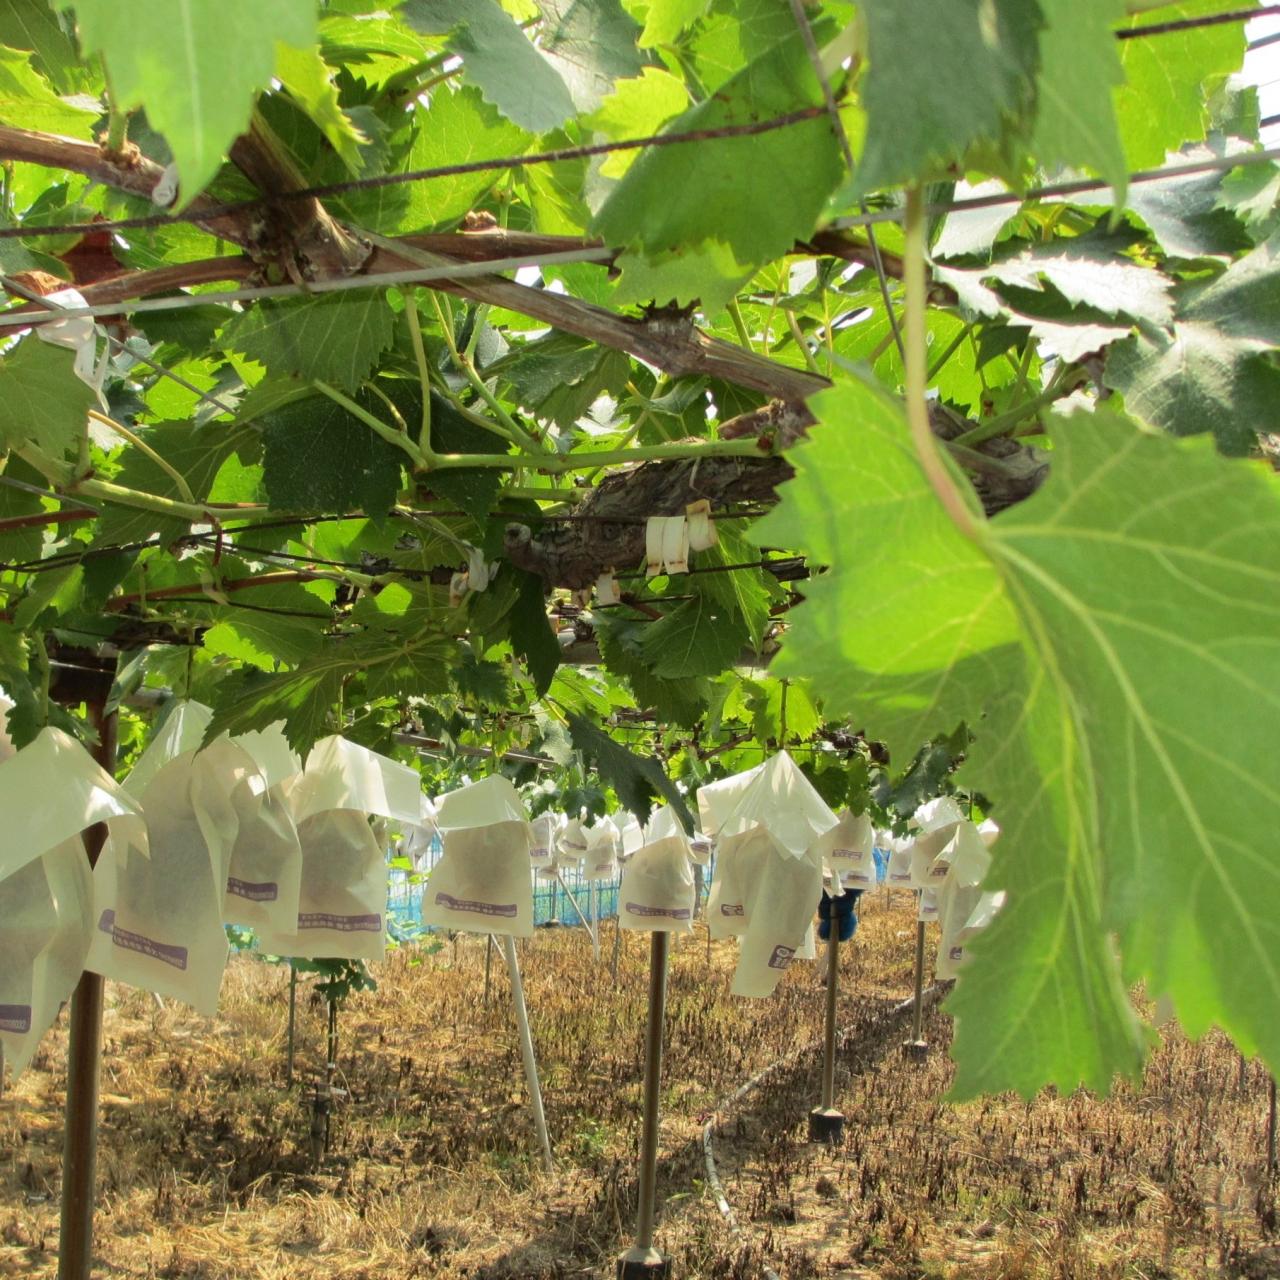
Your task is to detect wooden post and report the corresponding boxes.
[1269,1075,1277,1172]
[902,894,928,1060]
[56,660,117,1280]
[483,934,494,1007]
[286,966,297,1085]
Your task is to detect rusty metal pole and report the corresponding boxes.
[617,931,671,1278]
[808,925,843,1142]
[58,673,117,1280]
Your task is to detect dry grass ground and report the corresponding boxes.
[1,892,1275,1279]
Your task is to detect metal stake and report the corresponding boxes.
[58,683,117,1280]
[589,879,600,962]
[611,914,622,983]
[616,931,675,1280]
[617,931,671,1278]
[1269,1075,1277,1172]
[902,906,928,1060]
[483,934,494,1007]
[286,966,297,1085]
[555,871,596,943]
[808,924,844,1142]
[501,935,553,1173]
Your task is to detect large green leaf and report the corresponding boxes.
[854,0,1038,193]
[0,339,94,461]
[754,378,1280,1095]
[205,657,346,755]
[592,33,843,266]
[339,87,529,234]
[259,391,406,516]
[1113,0,1247,169]
[510,568,560,696]
[403,0,641,131]
[1105,232,1280,454]
[221,291,396,394]
[566,710,693,830]
[1030,0,1126,197]
[637,592,749,678]
[0,0,84,92]
[62,0,316,200]
[0,44,96,135]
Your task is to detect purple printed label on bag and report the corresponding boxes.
[227,878,279,902]
[297,912,382,932]
[846,871,872,884]
[930,863,950,877]
[594,861,613,871]
[831,847,856,860]
[890,871,912,882]
[530,847,550,860]
[434,892,517,918]
[720,903,744,917]
[625,903,691,920]
[98,909,189,969]
[767,944,796,970]
[0,1004,32,1033]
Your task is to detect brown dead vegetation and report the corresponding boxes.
[1,893,1275,1279]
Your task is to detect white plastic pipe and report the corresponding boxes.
[501,935,554,1173]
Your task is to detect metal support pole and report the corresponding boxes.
[618,931,671,1278]
[483,934,494,1007]
[590,879,600,962]
[548,876,559,925]
[611,913,622,983]
[1269,1075,1277,1172]
[501,935,554,1173]
[555,871,596,943]
[808,925,844,1142]
[58,682,117,1280]
[902,910,928,1060]
[286,966,297,1085]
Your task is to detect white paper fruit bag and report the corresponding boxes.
[813,809,874,888]
[0,727,146,1078]
[89,728,250,1014]
[421,774,534,936]
[706,753,836,997]
[255,736,422,962]
[219,721,304,934]
[583,819,619,881]
[530,813,560,870]
[619,806,694,931]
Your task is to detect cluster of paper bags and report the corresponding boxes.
[1,702,1006,1082]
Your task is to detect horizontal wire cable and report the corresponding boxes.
[8,144,1280,326]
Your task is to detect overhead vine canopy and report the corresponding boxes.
[0,0,1277,1098]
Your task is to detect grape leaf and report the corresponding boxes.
[565,710,693,831]
[0,0,84,92]
[538,0,644,114]
[201,585,330,669]
[587,66,688,178]
[0,339,94,461]
[1125,141,1254,261]
[1029,0,1127,198]
[592,33,843,266]
[62,0,316,201]
[274,43,367,174]
[854,0,1038,194]
[205,658,346,756]
[1105,232,1280,454]
[637,593,748,677]
[401,0,578,132]
[509,568,560,695]
[637,0,707,47]
[363,634,459,701]
[983,240,1174,327]
[1113,0,1247,170]
[95,423,254,545]
[0,45,96,136]
[339,87,529,234]
[220,291,396,394]
[260,391,406,516]
[754,377,1280,1095]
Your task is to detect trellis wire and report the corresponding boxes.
[5,142,1276,330]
